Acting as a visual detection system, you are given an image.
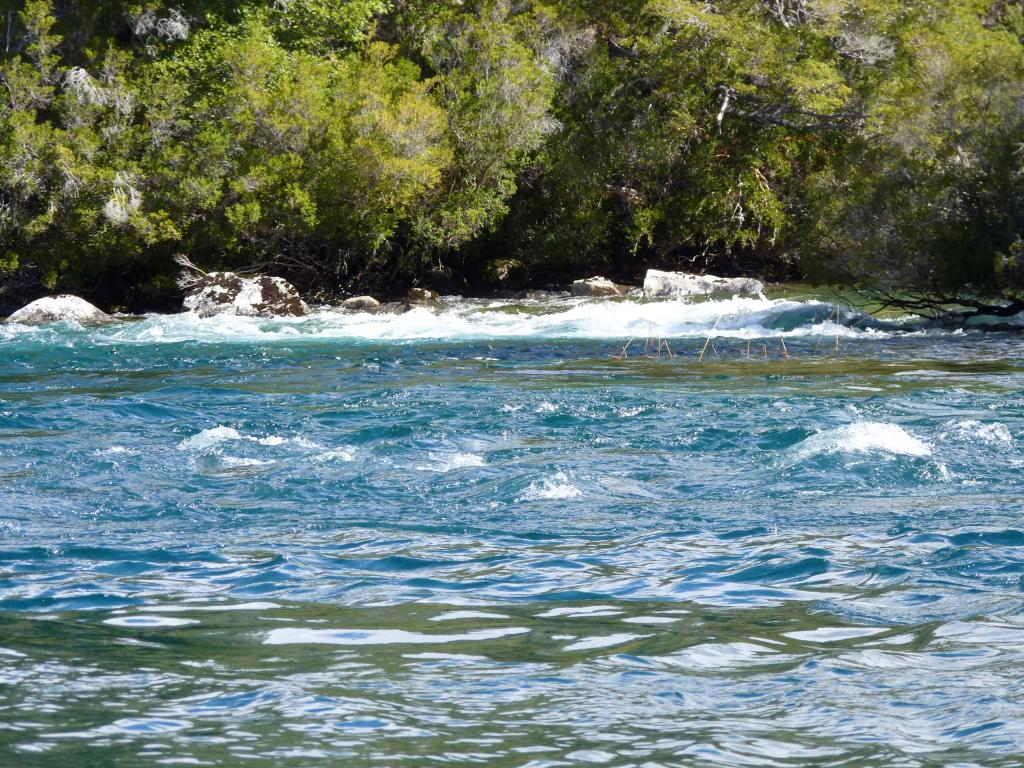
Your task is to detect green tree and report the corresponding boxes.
[806,0,1024,300]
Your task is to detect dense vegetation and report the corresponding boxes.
[0,0,1022,310]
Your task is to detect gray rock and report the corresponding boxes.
[571,276,630,298]
[183,273,309,318]
[7,295,110,325]
[342,296,381,311]
[643,269,764,299]
[405,287,441,304]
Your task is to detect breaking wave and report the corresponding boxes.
[795,422,933,459]
[1,295,898,345]
[521,471,583,501]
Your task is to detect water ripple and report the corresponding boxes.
[3,303,1024,765]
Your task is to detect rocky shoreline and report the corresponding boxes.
[3,269,767,325]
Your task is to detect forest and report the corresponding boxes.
[0,0,1022,310]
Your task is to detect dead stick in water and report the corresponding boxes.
[616,337,634,359]
[781,338,789,358]
[699,317,721,363]
[813,304,832,353]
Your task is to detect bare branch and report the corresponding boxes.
[834,30,895,65]
[174,254,206,290]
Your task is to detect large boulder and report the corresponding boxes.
[7,295,110,325]
[183,273,309,318]
[342,296,381,312]
[643,269,764,298]
[572,276,630,297]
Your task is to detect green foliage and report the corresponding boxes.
[386,0,566,265]
[146,23,449,262]
[804,0,1024,292]
[0,0,1021,306]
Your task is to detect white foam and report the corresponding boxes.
[416,451,486,472]
[256,435,321,448]
[949,420,1013,445]
[12,295,889,345]
[264,626,529,646]
[221,456,274,467]
[313,448,356,463]
[98,445,139,456]
[178,427,324,457]
[521,471,582,501]
[795,422,932,459]
[616,406,646,417]
[311,448,356,466]
[177,426,241,452]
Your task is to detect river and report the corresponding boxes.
[1,293,1023,766]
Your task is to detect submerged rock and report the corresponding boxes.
[643,269,764,298]
[342,296,381,312]
[183,273,309,318]
[571,276,630,297]
[7,295,110,325]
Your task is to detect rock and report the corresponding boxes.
[7,295,110,325]
[643,269,764,298]
[571,276,630,298]
[482,258,529,291]
[405,287,441,304]
[342,296,381,312]
[183,272,309,318]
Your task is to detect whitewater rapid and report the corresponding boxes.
[0,294,896,345]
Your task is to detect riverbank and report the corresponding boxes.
[8,280,1021,341]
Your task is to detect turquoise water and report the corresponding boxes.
[2,295,1024,767]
